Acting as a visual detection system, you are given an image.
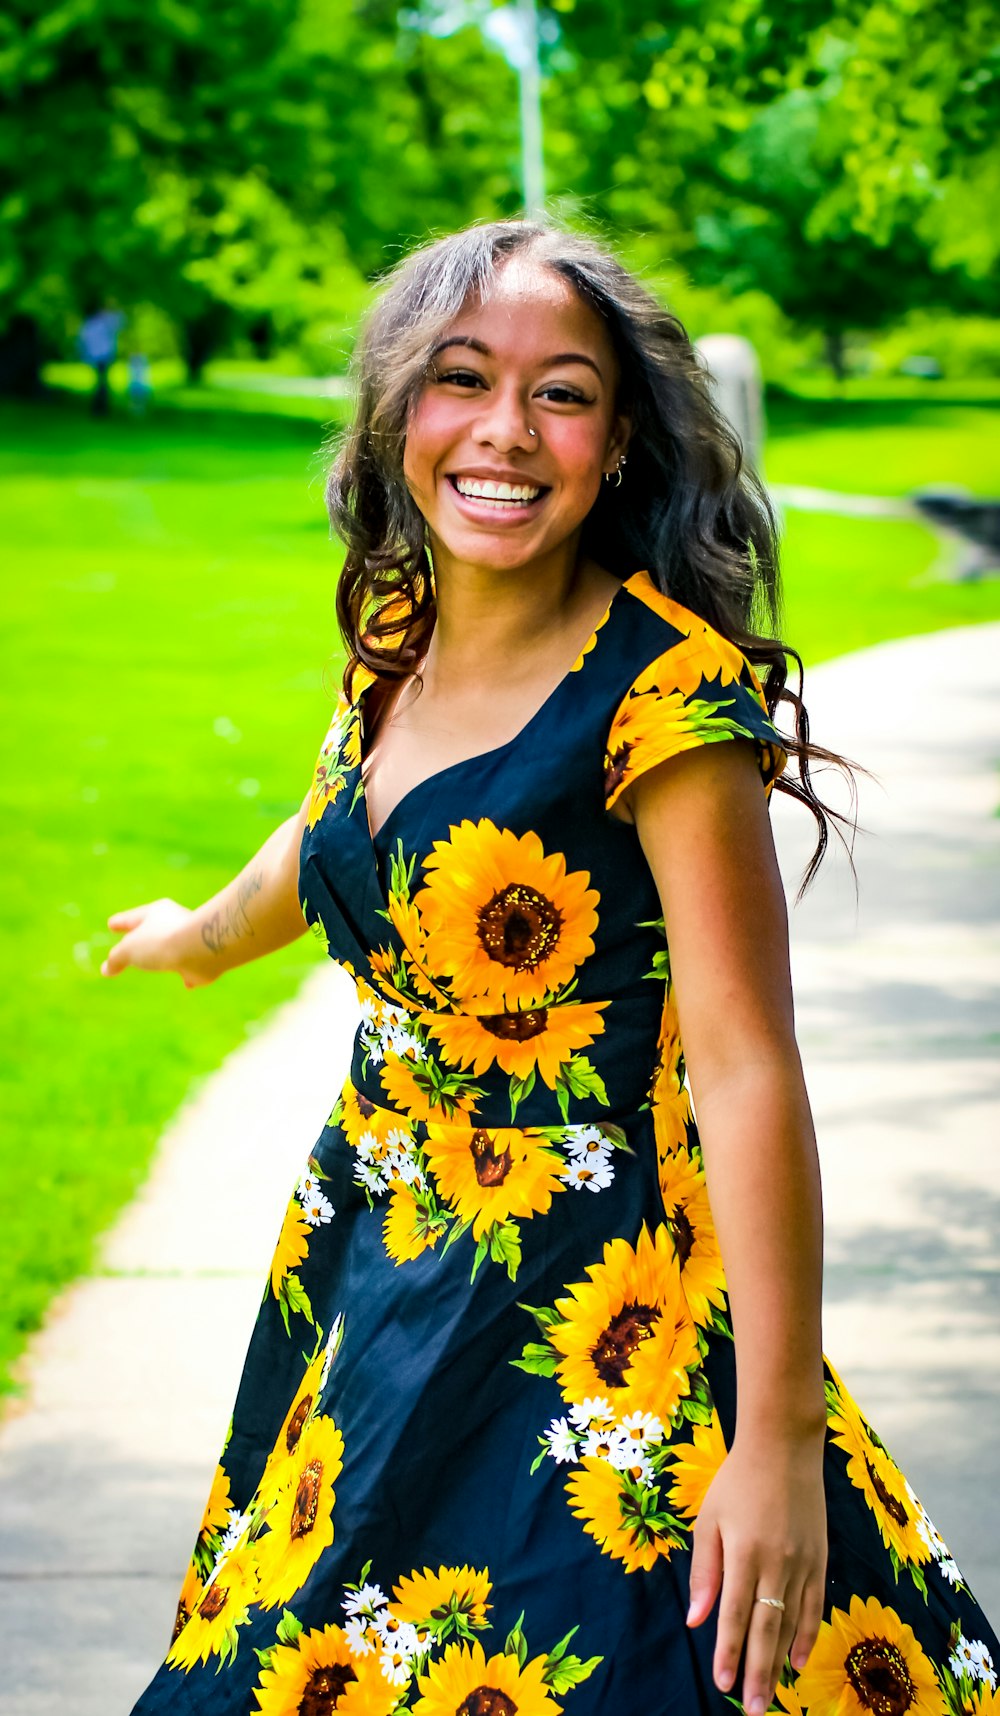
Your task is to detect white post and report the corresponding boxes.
[516,0,545,220]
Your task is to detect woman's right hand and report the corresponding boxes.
[102,899,214,988]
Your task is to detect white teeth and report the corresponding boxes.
[454,477,542,503]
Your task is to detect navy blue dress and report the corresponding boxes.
[132,571,998,1716]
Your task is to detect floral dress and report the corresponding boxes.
[132,570,998,1716]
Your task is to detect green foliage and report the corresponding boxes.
[2,0,996,389]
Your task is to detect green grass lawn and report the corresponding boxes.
[2,381,999,1399]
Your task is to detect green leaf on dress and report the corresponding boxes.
[512,1342,559,1377]
[276,1609,303,1646]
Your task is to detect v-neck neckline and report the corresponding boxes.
[355,573,635,850]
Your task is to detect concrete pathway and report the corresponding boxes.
[3,624,999,1713]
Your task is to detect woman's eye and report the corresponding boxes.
[433,368,484,388]
[539,384,590,404]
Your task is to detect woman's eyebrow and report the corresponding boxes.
[430,336,604,381]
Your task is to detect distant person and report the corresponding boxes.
[126,352,152,416]
[77,306,124,416]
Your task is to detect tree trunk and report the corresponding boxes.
[0,314,45,397]
[183,305,231,384]
[824,328,847,382]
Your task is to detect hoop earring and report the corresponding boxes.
[605,462,624,488]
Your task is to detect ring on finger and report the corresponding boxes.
[754,1596,786,1612]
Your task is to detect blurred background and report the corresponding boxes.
[1,0,998,1405]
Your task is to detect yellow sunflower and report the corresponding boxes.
[429,999,608,1088]
[257,1341,329,1508]
[604,686,708,809]
[773,1685,808,1716]
[306,701,361,831]
[379,1052,477,1125]
[198,1460,234,1543]
[412,1639,563,1716]
[252,1622,398,1716]
[392,1564,492,1632]
[338,1079,409,1156]
[621,575,748,696]
[171,1560,205,1644]
[967,1691,1000,1716]
[666,1408,728,1521]
[413,820,600,1010]
[384,893,452,1004]
[270,1192,312,1298]
[252,1414,344,1610]
[566,1457,671,1574]
[656,1148,727,1328]
[827,1384,930,1569]
[795,1595,946,1716]
[549,1224,700,1424]
[423,1121,565,1240]
[383,1182,442,1264]
[166,1547,257,1670]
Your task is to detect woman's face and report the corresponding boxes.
[403,259,630,577]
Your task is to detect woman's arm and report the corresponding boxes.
[101,793,312,987]
[625,739,827,1716]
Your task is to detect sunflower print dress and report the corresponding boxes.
[132,569,999,1716]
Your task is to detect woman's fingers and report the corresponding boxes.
[107,903,157,932]
[686,1516,723,1629]
[791,1571,826,1671]
[739,1574,789,1712]
[712,1544,755,1695]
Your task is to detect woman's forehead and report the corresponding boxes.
[442,259,614,366]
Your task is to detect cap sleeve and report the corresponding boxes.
[305,690,362,831]
[604,613,788,810]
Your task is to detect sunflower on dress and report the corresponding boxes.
[793,1594,947,1716]
[825,1366,935,1590]
[665,1406,729,1523]
[252,1618,399,1716]
[516,1225,711,1571]
[391,1565,492,1642]
[251,1413,345,1611]
[412,819,601,1013]
[166,1547,258,1672]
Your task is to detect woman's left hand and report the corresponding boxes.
[686,1427,828,1714]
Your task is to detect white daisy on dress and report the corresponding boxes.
[379,1649,412,1688]
[582,1425,631,1464]
[356,1160,388,1196]
[568,1396,614,1430]
[544,1417,580,1464]
[217,1508,251,1556]
[297,1171,321,1201]
[302,1190,335,1226]
[562,1159,614,1192]
[970,1641,997,1687]
[343,1581,388,1620]
[355,1131,381,1163]
[620,1410,664,1445]
[601,1430,640,1471]
[373,1614,422,1658]
[345,1616,375,1656]
[951,1635,978,1680]
[938,1556,963,1587]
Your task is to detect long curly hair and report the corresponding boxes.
[327,218,861,897]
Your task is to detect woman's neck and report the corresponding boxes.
[423,536,616,695]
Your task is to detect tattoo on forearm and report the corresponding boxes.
[202,868,264,955]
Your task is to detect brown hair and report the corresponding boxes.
[326,218,863,897]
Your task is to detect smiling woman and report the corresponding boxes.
[108,219,1000,1716]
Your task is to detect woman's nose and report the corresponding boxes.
[472,387,535,453]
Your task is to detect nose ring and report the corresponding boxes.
[528,428,537,438]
